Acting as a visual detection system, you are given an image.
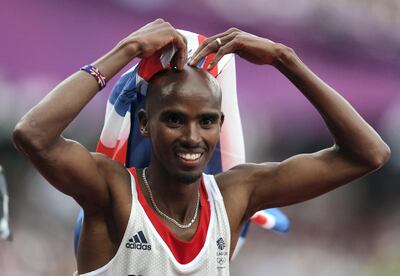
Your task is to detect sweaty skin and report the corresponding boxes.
[13,20,390,274]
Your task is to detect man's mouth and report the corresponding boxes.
[176,152,203,161]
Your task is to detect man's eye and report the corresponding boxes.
[200,118,215,127]
[167,115,182,126]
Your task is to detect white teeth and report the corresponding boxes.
[177,152,202,161]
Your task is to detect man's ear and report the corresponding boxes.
[219,112,225,129]
[138,109,149,137]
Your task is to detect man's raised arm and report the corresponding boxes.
[12,19,187,213]
[190,28,390,218]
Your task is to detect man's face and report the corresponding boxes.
[141,66,224,184]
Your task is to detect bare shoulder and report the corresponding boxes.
[213,162,278,226]
[214,162,278,193]
[92,153,129,182]
[85,153,132,213]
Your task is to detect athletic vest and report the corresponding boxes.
[74,168,231,276]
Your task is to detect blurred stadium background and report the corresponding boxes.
[1,0,399,275]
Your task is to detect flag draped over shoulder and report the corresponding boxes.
[74,30,289,257]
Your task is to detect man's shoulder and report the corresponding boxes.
[92,152,131,188]
[213,162,278,191]
[92,152,125,170]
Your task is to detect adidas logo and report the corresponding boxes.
[125,230,152,251]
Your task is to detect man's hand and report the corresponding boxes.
[121,18,187,70]
[189,28,278,70]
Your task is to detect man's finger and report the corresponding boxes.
[172,32,187,70]
[190,37,225,66]
[190,38,211,63]
[206,32,238,69]
[207,40,236,70]
[190,42,215,66]
[177,33,188,70]
[190,31,238,67]
[190,29,236,65]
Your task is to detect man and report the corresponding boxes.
[13,19,390,275]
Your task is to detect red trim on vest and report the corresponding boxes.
[128,168,211,265]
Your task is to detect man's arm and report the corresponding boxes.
[12,19,187,213]
[190,29,390,218]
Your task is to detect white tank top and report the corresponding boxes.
[74,168,231,276]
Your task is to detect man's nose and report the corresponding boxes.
[182,123,201,145]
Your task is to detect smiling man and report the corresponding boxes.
[13,19,390,276]
[141,66,223,184]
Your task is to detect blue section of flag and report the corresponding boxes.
[114,91,136,117]
[109,68,138,117]
[204,141,222,174]
[74,209,84,257]
[265,208,290,233]
[196,58,206,69]
[240,221,251,238]
[109,71,132,105]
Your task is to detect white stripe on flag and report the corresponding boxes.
[178,30,200,61]
[218,56,246,170]
[100,107,126,148]
[218,54,234,75]
[118,112,131,143]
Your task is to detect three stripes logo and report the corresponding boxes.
[126,231,151,251]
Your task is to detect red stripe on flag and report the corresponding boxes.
[250,214,267,225]
[96,140,118,158]
[96,139,127,166]
[138,51,165,81]
[113,139,128,165]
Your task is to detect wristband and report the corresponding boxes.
[80,65,107,90]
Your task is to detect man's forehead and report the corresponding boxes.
[148,65,221,99]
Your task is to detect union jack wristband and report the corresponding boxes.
[80,65,107,90]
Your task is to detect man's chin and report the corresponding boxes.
[174,171,202,184]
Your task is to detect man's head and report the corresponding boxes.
[139,65,224,184]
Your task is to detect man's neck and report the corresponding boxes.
[141,164,201,224]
